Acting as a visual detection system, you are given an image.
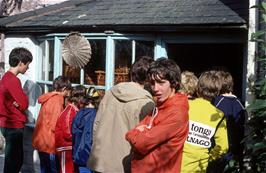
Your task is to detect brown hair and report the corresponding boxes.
[197,70,221,101]
[53,76,72,91]
[148,58,181,91]
[216,70,234,94]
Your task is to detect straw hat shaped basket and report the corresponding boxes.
[62,32,92,68]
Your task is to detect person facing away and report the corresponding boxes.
[180,70,228,173]
[0,47,33,173]
[87,56,155,173]
[125,58,189,173]
[72,87,101,173]
[180,70,198,100]
[55,85,89,173]
[210,70,247,172]
[32,76,72,173]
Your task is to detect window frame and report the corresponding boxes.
[36,33,158,92]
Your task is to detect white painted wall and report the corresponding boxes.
[4,36,40,124]
[246,0,258,106]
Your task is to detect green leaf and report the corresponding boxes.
[247,99,266,111]
[262,2,266,10]
[263,14,266,23]
[251,30,266,39]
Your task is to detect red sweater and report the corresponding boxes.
[0,71,29,128]
[126,93,189,173]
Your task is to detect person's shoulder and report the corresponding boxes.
[1,71,18,83]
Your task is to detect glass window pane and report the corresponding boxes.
[135,41,154,59]
[40,41,46,80]
[114,40,131,84]
[63,61,80,83]
[48,40,54,81]
[84,40,106,86]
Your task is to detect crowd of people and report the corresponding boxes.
[0,47,247,173]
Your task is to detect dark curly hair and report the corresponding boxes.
[148,57,181,91]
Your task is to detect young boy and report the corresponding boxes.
[126,58,189,173]
[180,71,198,99]
[32,76,72,173]
[181,70,228,173]
[0,47,33,173]
[72,87,100,173]
[55,85,88,173]
[211,70,247,172]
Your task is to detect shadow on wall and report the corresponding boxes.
[23,80,42,124]
[0,62,4,79]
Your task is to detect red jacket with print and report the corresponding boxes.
[0,71,29,128]
[126,93,189,173]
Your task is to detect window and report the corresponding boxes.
[85,40,106,85]
[37,34,155,91]
[136,40,154,58]
[114,40,131,84]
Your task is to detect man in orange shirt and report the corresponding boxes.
[126,58,189,173]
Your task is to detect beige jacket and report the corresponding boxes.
[87,82,155,173]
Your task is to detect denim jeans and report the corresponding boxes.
[0,127,24,173]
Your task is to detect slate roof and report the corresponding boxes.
[0,0,249,33]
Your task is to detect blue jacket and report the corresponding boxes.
[212,95,247,160]
[72,108,96,166]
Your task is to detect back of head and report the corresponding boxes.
[9,47,33,67]
[197,70,220,101]
[53,76,72,92]
[148,57,181,91]
[68,85,86,108]
[216,70,234,94]
[84,87,101,109]
[180,71,198,98]
[130,56,154,85]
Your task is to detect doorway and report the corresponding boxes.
[167,43,245,100]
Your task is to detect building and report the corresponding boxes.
[0,0,254,120]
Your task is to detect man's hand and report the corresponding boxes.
[13,101,19,108]
[136,125,148,132]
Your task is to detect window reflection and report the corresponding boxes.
[114,40,131,84]
[136,40,154,59]
[48,40,54,81]
[63,61,80,83]
[40,42,46,80]
[84,40,106,85]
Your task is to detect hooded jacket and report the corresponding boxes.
[126,93,189,173]
[0,71,29,128]
[87,82,155,173]
[32,92,65,154]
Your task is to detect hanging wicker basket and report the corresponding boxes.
[62,32,91,68]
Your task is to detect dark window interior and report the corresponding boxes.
[167,43,244,101]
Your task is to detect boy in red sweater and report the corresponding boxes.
[0,47,33,173]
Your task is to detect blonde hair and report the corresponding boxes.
[180,71,198,99]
